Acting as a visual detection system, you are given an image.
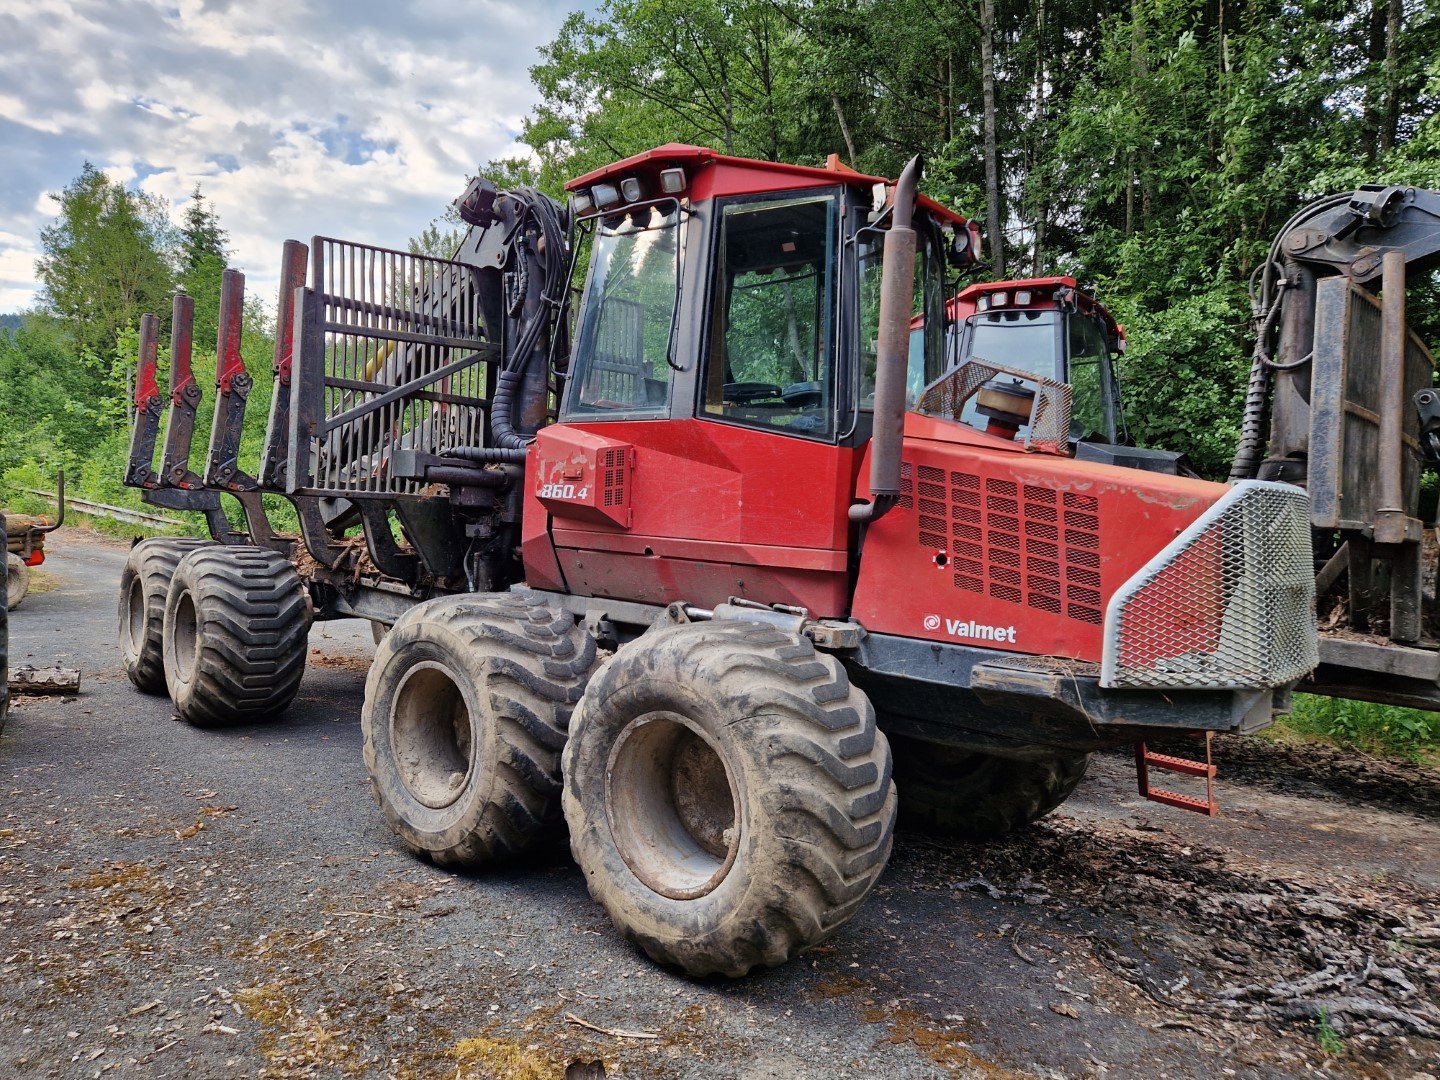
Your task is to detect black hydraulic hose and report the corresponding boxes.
[449,444,529,464]
[490,187,570,451]
[1227,289,1286,483]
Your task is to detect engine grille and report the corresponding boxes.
[901,462,1105,626]
[1101,481,1317,690]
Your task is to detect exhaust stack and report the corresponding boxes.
[851,155,922,524]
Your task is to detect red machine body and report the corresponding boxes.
[525,421,862,615]
[850,414,1221,660]
[521,145,1231,659]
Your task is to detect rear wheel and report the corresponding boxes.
[563,620,897,978]
[890,735,1090,839]
[6,553,27,610]
[362,593,597,866]
[163,546,311,726]
[119,538,212,693]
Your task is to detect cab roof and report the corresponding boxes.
[950,276,1121,337]
[566,143,970,229]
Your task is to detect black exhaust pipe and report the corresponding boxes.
[850,154,922,524]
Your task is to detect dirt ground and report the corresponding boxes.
[1,530,1437,1079]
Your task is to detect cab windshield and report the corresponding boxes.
[565,204,681,417]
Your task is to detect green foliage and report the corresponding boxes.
[1316,1009,1345,1057]
[1,165,285,540]
[513,0,1440,480]
[1283,693,1440,759]
[35,163,177,357]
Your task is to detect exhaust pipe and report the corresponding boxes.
[851,154,922,524]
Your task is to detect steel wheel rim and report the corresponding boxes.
[605,712,740,901]
[390,661,474,809]
[124,576,145,656]
[172,589,200,685]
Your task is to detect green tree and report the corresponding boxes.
[178,185,229,348]
[34,163,177,357]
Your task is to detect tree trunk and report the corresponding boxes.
[832,96,858,165]
[1380,0,1402,154]
[980,0,1005,277]
[1032,0,1047,274]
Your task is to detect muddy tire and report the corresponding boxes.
[119,538,213,694]
[362,593,598,866]
[563,620,897,978]
[163,546,311,727]
[891,735,1090,839]
[6,553,27,610]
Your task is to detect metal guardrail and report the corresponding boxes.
[23,490,183,528]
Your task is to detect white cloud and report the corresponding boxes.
[0,0,580,313]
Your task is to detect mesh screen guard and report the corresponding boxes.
[1101,481,1318,690]
[915,358,1073,455]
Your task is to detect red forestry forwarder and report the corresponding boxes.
[118,145,1318,977]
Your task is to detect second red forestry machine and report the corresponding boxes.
[118,145,1318,976]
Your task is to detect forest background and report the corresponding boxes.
[2,0,1438,749]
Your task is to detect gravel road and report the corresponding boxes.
[1,531,1437,1079]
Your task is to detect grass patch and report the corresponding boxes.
[1279,694,1440,759]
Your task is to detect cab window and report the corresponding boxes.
[702,193,838,437]
[1067,315,1111,439]
[858,229,945,408]
[565,204,681,418]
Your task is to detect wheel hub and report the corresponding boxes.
[123,576,145,656]
[172,589,200,684]
[391,663,474,809]
[605,713,739,901]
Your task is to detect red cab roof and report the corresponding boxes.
[950,276,1121,337]
[566,143,970,228]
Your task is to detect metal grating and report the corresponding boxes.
[915,359,1073,455]
[1102,481,1318,690]
[300,237,498,498]
[937,471,1105,624]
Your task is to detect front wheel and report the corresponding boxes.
[891,735,1090,839]
[362,593,597,866]
[563,620,896,978]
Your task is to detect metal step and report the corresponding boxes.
[1134,732,1218,815]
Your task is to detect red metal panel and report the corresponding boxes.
[851,416,1224,661]
[555,548,849,615]
[523,419,856,612]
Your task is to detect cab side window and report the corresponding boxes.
[1066,315,1110,439]
[703,194,837,437]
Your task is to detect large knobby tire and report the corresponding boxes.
[163,546,311,727]
[119,537,213,694]
[6,553,27,610]
[563,620,897,978]
[891,735,1090,839]
[362,593,598,866]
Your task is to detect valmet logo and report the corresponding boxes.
[922,614,1018,644]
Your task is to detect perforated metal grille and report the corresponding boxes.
[915,359,1073,455]
[905,458,1105,626]
[601,447,628,509]
[1101,481,1318,690]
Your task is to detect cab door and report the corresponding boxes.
[532,188,859,616]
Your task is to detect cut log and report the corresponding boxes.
[8,666,81,695]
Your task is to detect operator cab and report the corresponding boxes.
[934,277,1127,444]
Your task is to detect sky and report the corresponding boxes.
[0,0,580,314]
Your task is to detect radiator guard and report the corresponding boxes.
[1101,480,1318,690]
